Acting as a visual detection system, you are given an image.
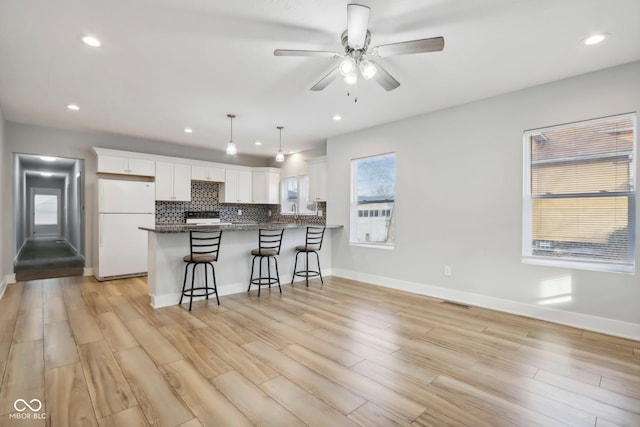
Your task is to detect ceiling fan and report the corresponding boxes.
[274,3,444,99]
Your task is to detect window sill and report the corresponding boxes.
[522,256,634,274]
[350,242,395,250]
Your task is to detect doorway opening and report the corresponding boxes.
[13,154,85,281]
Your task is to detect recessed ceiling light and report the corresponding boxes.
[82,35,101,47]
[39,156,57,162]
[255,141,262,146]
[40,172,53,177]
[583,33,607,45]
[332,115,342,121]
[184,128,193,134]
[66,104,80,111]
[288,150,295,154]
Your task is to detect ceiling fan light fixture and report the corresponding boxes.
[344,71,358,86]
[225,114,237,155]
[339,57,356,76]
[359,60,377,80]
[275,126,285,162]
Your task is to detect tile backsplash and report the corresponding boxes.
[156,181,326,225]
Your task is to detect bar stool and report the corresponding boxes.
[291,226,326,286]
[248,229,285,296]
[180,230,222,310]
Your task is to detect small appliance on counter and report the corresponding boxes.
[185,211,231,225]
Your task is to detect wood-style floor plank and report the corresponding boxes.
[45,362,98,426]
[44,320,79,370]
[212,369,306,427]
[0,275,638,427]
[115,346,193,427]
[78,340,137,419]
[161,359,252,426]
[125,318,183,366]
[97,406,149,427]
[243,340,366,415]
[260,375,360,427]
[96,311,138,352]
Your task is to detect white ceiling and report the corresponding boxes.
[1,0,639,158]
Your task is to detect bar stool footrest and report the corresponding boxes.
[250,277,280,286]
[293,270,321,278]
[182,287,217,298]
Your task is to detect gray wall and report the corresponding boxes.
[0,110,4,284]
[327,61,640,334]
[2,123,273,275]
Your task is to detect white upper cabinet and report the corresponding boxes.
[308,156,327,202]
[155,161,191,201]
[252,168,280,204]
[191,165,225,182]
[223,168,252,203]
[97,154,155,177]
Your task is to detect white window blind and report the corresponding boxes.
[523,113,636,273]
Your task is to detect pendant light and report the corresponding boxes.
[275,126,285,162]
[226,114,237,155]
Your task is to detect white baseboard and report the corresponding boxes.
[151,269,332,309]
[151,282,248,308]
[331,268,640,341]
[0,278,6,301]
[83,267,94,277]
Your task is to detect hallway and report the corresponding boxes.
[14,239,84,281]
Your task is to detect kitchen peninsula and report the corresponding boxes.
[140,223,343,308]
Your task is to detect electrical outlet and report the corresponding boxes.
[444,265,452,276]
[268,210,272,217]
[237,209,242,216]
[318,209,323,217]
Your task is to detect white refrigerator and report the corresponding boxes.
[96,179,155,280]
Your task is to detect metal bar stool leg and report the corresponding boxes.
[315,251,324,284]
[291,251,299,284]
[248,256,256,292]
[305,252,310,287]
[274,256,282,293]
[211,263,220,305]
[180,263,191,305]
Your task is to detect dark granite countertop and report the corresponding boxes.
[140,222,343,233]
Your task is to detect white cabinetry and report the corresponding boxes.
[155,161,191,201]
[308,156,327,202]
[223,168,252,203]
[252,168,280,204]
[191,165,225,182]
[97,154,155,177]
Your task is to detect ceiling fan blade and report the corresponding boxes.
[310,67,340,91]
[369,61,400,91]
[347,4,370,49]
[274,49,342,58]
[370,36,444,57]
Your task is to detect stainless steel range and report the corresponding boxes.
[185,211,231,225]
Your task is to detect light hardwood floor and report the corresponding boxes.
[0,275,639,426]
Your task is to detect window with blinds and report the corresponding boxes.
[522,113,636,273]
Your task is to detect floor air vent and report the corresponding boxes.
[440,300,471,309]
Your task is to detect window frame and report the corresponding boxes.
[280,175,317,215]
[350,152,396,249]
[522,113,636,274]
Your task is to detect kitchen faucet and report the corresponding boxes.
[291,203,298,223]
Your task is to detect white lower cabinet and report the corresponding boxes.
[155,161,191,201]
